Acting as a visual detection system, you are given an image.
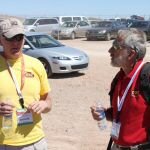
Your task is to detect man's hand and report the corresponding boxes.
[91,106,113,122]
[0,102,14,116]
[90,106,101,121]
[28,100,50,114]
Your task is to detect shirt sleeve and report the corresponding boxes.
[38,62,51,96]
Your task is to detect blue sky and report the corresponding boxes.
[0,0,149,19]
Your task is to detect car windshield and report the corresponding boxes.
[62,22,77,28]
[26,34,64,48]
[23,19,37,25]
[95,22,112,27]
[129,21,148,28]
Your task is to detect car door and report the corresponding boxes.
[35,19,47,32]
[75,21,90,37]
[35,19,59,34]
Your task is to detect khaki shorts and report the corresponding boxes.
[0,138,47,150]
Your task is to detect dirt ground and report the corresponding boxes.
[42,38,150,150]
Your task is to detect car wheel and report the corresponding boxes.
[70,32,76,39]
[39,58,53,78]
[105,33,111,41]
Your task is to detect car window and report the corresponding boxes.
[78,21,89,26]
[81,21,89,26]
[130,21,148,28]
[83,17,88,22]
[112,22,117,27]
[62,17,72,22]
[36,19,58,25]
[73,17,81,21]
[47,19,58,24]
[62,22,76,28]
[95,22,111,27]
[26,35,63,48]
[23,19,37,25]
[37,19,45,25]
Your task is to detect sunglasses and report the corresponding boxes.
[3,34,24,42]
[111,40,129,51]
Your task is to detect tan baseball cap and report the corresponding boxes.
[0,17,24,38]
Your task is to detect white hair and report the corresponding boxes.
[117,28,146,60]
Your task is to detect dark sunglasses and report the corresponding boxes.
[111,40,129,51]
[3,34,24,42]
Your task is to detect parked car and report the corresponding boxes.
[86,20,126,41]
[119,19,137,27]
[23,32,89,77]
[88,20,102,27]
[130,15,144,20]
[53,16,89,25]
[23,17,60,34]
[128,20,150,40]
[51,21,91,39]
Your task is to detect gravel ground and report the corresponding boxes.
[42,38,150,150]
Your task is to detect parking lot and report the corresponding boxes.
[42,38,150,150]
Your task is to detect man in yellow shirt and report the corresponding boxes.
[0,18,52,149]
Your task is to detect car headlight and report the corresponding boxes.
[98,30,106,34]
[52,56,71,60]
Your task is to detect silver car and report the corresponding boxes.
[23,32,89,77]
[51,21,91,39]
[23,17,60,34]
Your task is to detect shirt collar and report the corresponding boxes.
[120,59,144,79]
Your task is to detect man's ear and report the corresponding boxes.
[128,49,136,57]
[128,49,136,59]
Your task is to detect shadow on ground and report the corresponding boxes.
[49,72,85,79]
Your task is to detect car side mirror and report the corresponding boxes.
[23,45,30,49]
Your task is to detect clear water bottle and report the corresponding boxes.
[2,114,13,138]
[1,98,14,138]
[1,114,13,138]
[96,103,107,130]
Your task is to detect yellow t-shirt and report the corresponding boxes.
[0,54,51,146]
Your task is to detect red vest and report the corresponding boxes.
[112,60,150,146]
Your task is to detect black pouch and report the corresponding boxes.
[138,142,150,150]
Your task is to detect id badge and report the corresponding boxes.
[110,120,121,140]
[16,108,33,126]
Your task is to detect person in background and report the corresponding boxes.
[91,28,150,150]
[0,17,52,150]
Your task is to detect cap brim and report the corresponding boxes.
[3,27,24,38]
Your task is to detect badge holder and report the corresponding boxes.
[17,108,33,126]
